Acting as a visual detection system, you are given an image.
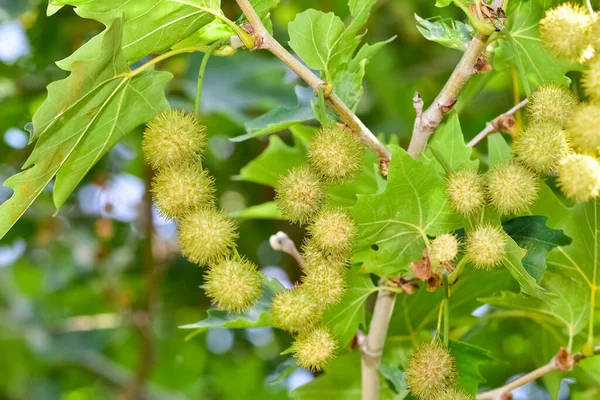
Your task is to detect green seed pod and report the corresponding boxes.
[271,287,324,333]
[151,163,215,220]
[142,110,207,169]
[405,341,456,400]
[557,153,600,202]
[466,225,507,269]
[302,265,346,306]
[302,238,349,270]
[275,164,325,224]
[292,325,338,371]
[429,234,459,267]
[566,103,600,155]
[513,122,568,175]
[526,84,579,127]
[178,207,238,265]
[308,125,364,183]
[446,169,486,216]
[583,57,600,101]
[204,257,263,313]
[432,388,473,400]
[539,3,593,62]
[486,161,539,215]
[307,208,357,258]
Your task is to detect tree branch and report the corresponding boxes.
[467,98,528,147]
[407,0,506,158]
[270,231,303,265]
[234,0,392,172]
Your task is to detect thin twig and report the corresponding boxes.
[269,231,303,265]
[467,98,529,147]
[407,0,506,159]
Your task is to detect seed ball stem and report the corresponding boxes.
[292,325,338,371]
[204,257,263,313]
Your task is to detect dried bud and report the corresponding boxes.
[486,161,539,215]
[446,169,486,216]
[178,207,238,265]
[405,341,456,400]
[307,208,357,257]
[204,257,263,313]
[466,225,507,269]
[142,110,207,169]
[566,103,600,155]
[539,3,593,62]
[527,84,579,127]
[302,265,346,306]
[513,122,568,174]
[152,163,215,220]
[582,57,600,100]
[292,325,338,371]
[271,287,324,333]
[308,125,364,183]
[275,164,325,224]
[429,234,459,267]
[432,388,473,400]
[557,153,600,202]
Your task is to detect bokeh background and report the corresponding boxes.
[1,0,593,399]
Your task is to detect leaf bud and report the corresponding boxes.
[204,257,263,313]
[271,287,324,333]
[275,164,325,224]
[557,153,600,202]
[308,125,364,183]
[405,341,456,400]
[513,122,568,174]
[466,225,507,269]
[292,325,338,371]
[446,169,486,216]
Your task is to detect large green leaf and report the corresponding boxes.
[415,14,473,52]
[449,340,497,395]
[0,19,171,241]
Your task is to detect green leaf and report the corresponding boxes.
[379,365,407,395]
[323,267,376,348]
[435,0,454,7]
[487,133,512,165]
[50,0,224,65]
[231,201,282,220]
[249,0,280,22]
[415,14,473,52]
[0,19,171,241]
[502,216,572,282]
[448,340,497,395]
[351,145,464,277]
[425,111,479,172]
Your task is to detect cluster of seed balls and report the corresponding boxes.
[270,125,365,371]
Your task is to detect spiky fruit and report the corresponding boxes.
[302,239,349,270]
[566,103,600,155]
[292,325,338,371]
[275,165,324,224]
[308,125,364,183]
[308,208,357,257]
[557,153,600,202]
[486,161,539,215]
[178,207,238,265]
[204,257,263,313]
[446,169,486,216]
[152,163,215,220]
[512,122,568,174]
[466,225,507,269]
[429,234,459,267]
[405,341,456,400]
[583,57,600,100]
[302,265,346,306]
[539,3,593,62]
[526,84,579,127]
[143,110,207,169]
[271,287,324,333]
[432,388,473,400]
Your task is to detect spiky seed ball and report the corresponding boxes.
[539,3,593,62]
[271,287,324,333]
[204,257,263,313]
[429,234,459,267]
[302,239,349,270]
[143,110,207,169]
[446,169,486,216]
[275,165,325,224]
[513,122,568,174]
[566,103,600,155]
[405,341,456,400]
[466,225,507,269]
[308,125,364,183]
[557,153,600,202]
[292,326,338,371]
[526,84,579,127]
[302,265,346,306]
[152,163,215,220]
[178,207,238,265]
[308,208,357,257]
[486,161,539,215]
[583,57,600,100]
[432,388,473,400]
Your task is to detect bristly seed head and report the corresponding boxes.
[307,207,357,257]
[429,234,459,268]
[582,57,600,101]
[486,160,539,215]
[526,84,579,127]
[566,103,600,156]
[275,164,325,225]
[557,153,600,202]
[405,341,457,400]
[204,257,263,313]
[308,125,364,183]
[301,265,346,306]
[446,169,486,216]
[143,110,207,169]
[271,287,324,333]
[431,388,474,400]
[466,225,508,269]
[301,238,350,270]
[539,3,594,62]
[513,122,568,175]
[292,325,338,371]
